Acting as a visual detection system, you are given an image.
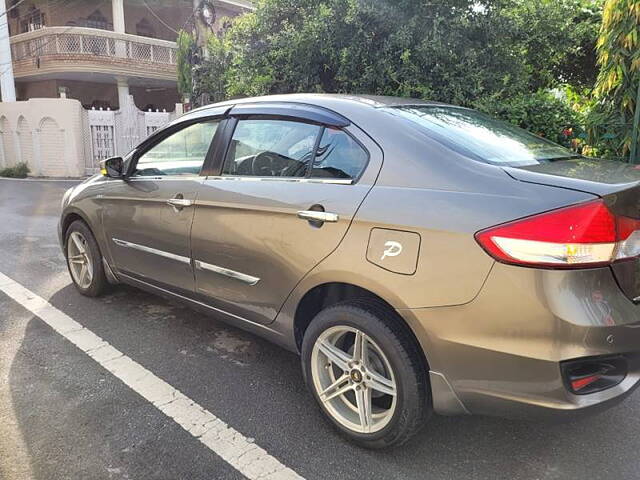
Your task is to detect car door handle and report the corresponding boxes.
[297,210,339,223]
[167,198,193,208]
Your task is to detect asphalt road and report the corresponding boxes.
[2,177,640,480]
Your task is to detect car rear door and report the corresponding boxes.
[191,103,383,325]
[100,113,224,294]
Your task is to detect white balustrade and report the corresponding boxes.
[10,26,177,66]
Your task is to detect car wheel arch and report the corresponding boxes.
[61,210,93,244]
[293,281,430,371]
[61,209,111,269]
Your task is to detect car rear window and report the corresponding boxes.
[310,128,368,179]
[222,119,320,178]
[383,106,577,167]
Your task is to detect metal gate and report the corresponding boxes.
[83,96,174,175]
[145,109,170,137]
[86,107,115,174]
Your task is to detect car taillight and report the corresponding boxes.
[475,199,640,268]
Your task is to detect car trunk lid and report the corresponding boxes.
[504,157,640,303]
[503,157,640,196]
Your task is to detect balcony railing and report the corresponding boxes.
[9,26,177,79]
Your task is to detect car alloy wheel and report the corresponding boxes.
[310,325,397,434]
[67,231,94,289]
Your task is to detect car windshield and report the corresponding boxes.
[383,106,578,167]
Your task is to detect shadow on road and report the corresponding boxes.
[6,283,640,480]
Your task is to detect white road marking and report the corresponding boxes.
[0,272,303,480]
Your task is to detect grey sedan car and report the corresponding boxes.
[59,94,640,448]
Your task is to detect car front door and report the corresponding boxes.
[100,118,220,293]
[190,105,383,325]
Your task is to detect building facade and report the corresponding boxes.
[6,0,252,112]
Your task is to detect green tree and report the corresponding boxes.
[503,0,602,89]
[183,0,603,116]
[176,30,196,100]
[589,0,640,157]
[193,34,234,104]
[221,0,532,104]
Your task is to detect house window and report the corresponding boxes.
[20,6,45,33]
[8,0,19,18]
[86,9,109,30]
[136,18,156,38]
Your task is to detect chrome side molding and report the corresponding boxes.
[111,238,260,286]
[194,260,260,286]
[206,176,353,185]
[112,238,191,264]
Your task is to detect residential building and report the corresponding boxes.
[6,0,252,112]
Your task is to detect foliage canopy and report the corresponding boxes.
[180,0,640,157]
[589,0,640,157]
[185,0,601,107]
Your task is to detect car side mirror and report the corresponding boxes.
[100,156,124,178]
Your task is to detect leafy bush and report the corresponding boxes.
[587,0,640,159]
[583,107,630,158]
[0,162,30,178]
[192,34,234,104]
[183,0,603,108]
[474,90,585,148]
[176,31,196,99]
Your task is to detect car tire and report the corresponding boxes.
[302,299,431,448]
[64,220,109,297]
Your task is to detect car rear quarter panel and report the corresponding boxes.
[310,181,596,309]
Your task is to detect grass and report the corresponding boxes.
[0,162,30,178]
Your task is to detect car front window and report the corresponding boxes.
[134,121,219,176]
[384,106,577,167]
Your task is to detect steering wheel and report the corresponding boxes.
[135,167,166,176]
[251,151,280,176]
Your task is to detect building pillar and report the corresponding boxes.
[112,0,125,34]
[0,0,16,101]
[116,77,130,110]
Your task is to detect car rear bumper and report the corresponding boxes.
[400,263,640,419]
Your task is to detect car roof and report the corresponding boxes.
[188,93,451,115]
